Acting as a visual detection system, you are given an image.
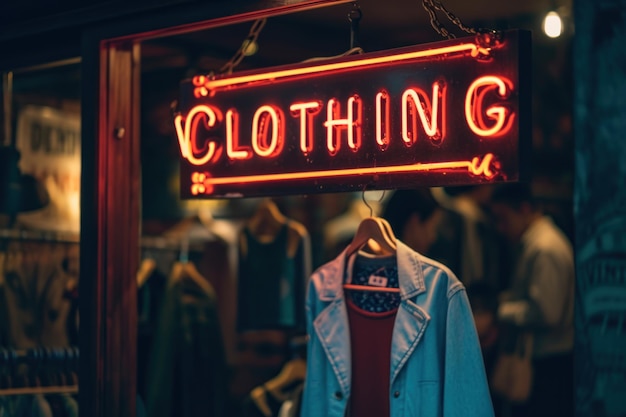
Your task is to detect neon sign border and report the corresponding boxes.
[191,41,493,95]
[188,153,497,195]
[178,29,532,199]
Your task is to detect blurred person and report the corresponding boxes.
[381,188,443,254]
[430,185,508,291]
[490,183,574,417]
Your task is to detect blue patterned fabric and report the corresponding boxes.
[347,255,400,313]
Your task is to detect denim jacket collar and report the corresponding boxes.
[312,240,430,393]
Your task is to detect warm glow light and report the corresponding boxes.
[191,172,215,196]
[251,105,284,158]
[192,75,209,98]
[465,76,514,137]
[402,82,445,144]
[177,74,513,167]
[174,105,218,165]
[290,101,321,154]
[203,43,491,91]
[375,90,390,149]
[324,96,362,154]
[226,109,251,160]
[176,30,530,197]
[191,172,206,195]
[189,153,497,194]
[543,11,563,38]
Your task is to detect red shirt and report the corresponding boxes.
[346,298,398,417]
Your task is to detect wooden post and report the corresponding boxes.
[80,40,141,417]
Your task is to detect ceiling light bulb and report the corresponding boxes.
[543,11,563,38]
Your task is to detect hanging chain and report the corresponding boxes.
[218,18,267,75]
[171,18,267,113]
[422,0,477,39]
[348,2,362,49]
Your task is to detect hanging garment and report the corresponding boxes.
[242,357,306,417]
[46,394,73,417]
[346,255,400,312]
[0,242,74,349]
[242,382,304,417]
[301,240,494,417]
[237,222,310,331]
[0,395,54,417]
[136,395,146,417]
[145,262,228,417]
[136,266,167,400]
[59,394,78,417]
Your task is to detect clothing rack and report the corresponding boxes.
[0,347,79,396]
[140,235,207,251]
[0,229,79,244]
[0,385,79,396]
[0,229,210,249]
[0,347,80,365]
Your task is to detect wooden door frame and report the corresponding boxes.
[78,2,350,416]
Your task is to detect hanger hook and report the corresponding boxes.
[378,189,387,204]
[361,188,387,218]
[362,189,373,217]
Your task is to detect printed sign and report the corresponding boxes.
[15,105,81,232]
[175,29,531,198]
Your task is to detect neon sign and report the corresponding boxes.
[175,29,530,198]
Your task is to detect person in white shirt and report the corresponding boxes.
[490,183,574,417]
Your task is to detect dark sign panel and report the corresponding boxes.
[175,29,531,198]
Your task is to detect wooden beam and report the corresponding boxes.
[80,38,141,417]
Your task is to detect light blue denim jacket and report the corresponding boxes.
[302,240,494,417]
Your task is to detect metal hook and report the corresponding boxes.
[362,188,387,218]
[362,189,373,217]
[348,2,362,49]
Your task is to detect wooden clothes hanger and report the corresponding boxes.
[343,215,400,294]
[136,258,156,288]
[345,217,396,257]
[241,198,288,258]
[247,198,287,240]
[345,190,396,254]
[169,258,213,296]
[250,357,306,416]
[264,357,306,393]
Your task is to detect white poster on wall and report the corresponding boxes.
[15,105,81,233]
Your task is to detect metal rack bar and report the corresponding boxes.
[0,385,78,396]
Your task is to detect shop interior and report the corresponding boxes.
[0,0,573,416]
